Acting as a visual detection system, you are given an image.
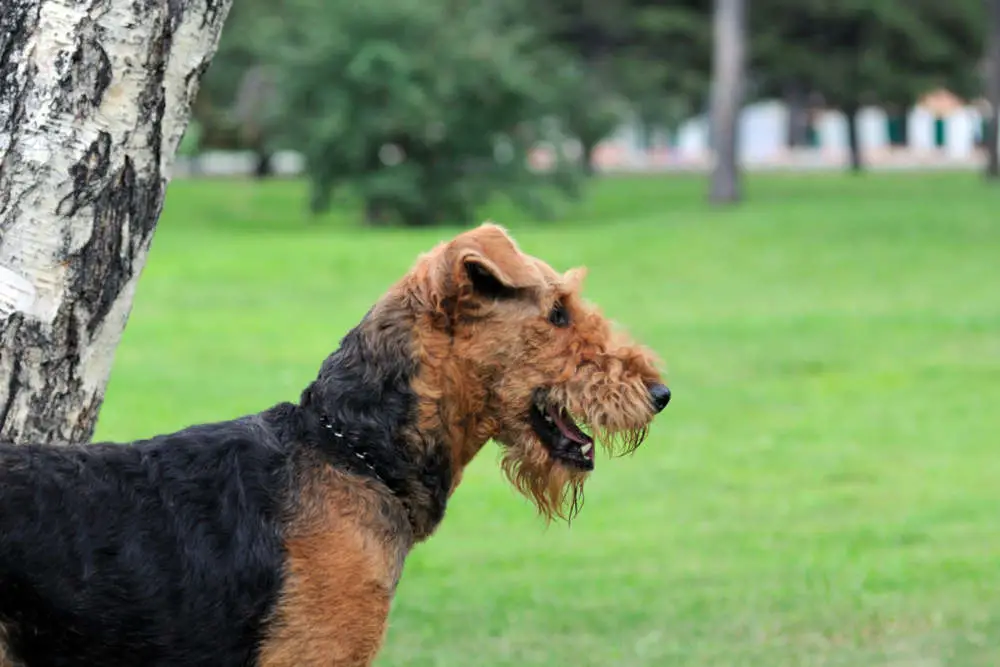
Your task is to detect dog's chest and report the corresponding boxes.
[256,500,411,666]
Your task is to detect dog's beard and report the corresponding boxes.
[500,438,589,522]
[497,396,651,521]
[593,424,648,457]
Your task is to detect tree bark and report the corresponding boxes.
[236,65,276,179]
[986,0,1000,180]
[580,138,597,176]
[708,0,747,205]
[253,149,274,179]
[844,104,864,173]
[784,82,809,148]
[0,0,233,444]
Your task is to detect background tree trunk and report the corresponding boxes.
[845,104,864,173]
[580,138,597,176]
[236,65,277,180]
[0,0,233,444]
[986,0,1000,180]
[708,0,747,205]
[253,149,274,179]
[784,82,809,148]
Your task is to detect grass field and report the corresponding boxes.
[96,173,1000,666]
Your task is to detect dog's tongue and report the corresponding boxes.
[549,405,592,445]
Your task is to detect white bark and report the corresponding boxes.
[0,0,233,444]
[708,0,746,204]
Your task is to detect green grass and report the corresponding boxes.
[97,173,1000,666]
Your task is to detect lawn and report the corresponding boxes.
[97,173,1000,666]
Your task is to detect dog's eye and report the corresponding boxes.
[548,301,570,328]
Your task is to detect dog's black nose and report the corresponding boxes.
[649,384,671,412]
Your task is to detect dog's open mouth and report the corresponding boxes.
[530,391,595,471]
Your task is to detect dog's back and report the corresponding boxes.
[0,415,292,667]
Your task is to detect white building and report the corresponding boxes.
[592,89,996,170]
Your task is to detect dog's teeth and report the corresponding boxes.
[581,443,593,455]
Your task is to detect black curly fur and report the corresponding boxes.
[0,312,452,667]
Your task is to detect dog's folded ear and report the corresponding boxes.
[453,222,542,299]
[415,222,544,320]
[561,267,588,293]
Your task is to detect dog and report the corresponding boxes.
[0,223,670,666]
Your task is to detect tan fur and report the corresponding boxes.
[0,623,15,667]
[260,465,409,667]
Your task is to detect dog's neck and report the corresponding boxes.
[298,312,454,542]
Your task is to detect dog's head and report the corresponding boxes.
[401,223,670,520]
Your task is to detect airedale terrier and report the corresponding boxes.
[0,223,670,667]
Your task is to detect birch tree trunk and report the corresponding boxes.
[708,0,747,205]
[0,0,233,444]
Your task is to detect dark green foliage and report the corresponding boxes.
[752,0,987,169]
[548,59,629,174]
[622,1,713,123]
[257,0,584,226]
[535,0,712,135]
[986,0,1000,180]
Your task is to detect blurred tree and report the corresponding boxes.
[532,0,631,172]
[194,0,278,176]
[987,0,1000,180]
[536,0,711,167]
[753,0,986,172]
[262,0,583,226]
[232,65,279,178]
[549,58,629,175]
[624,1,713,123]
[709,0,746,205]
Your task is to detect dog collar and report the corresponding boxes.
[318,414,386,485]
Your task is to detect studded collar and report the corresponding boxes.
[317,413,386,485]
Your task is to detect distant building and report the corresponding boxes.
[584,89,996,170]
